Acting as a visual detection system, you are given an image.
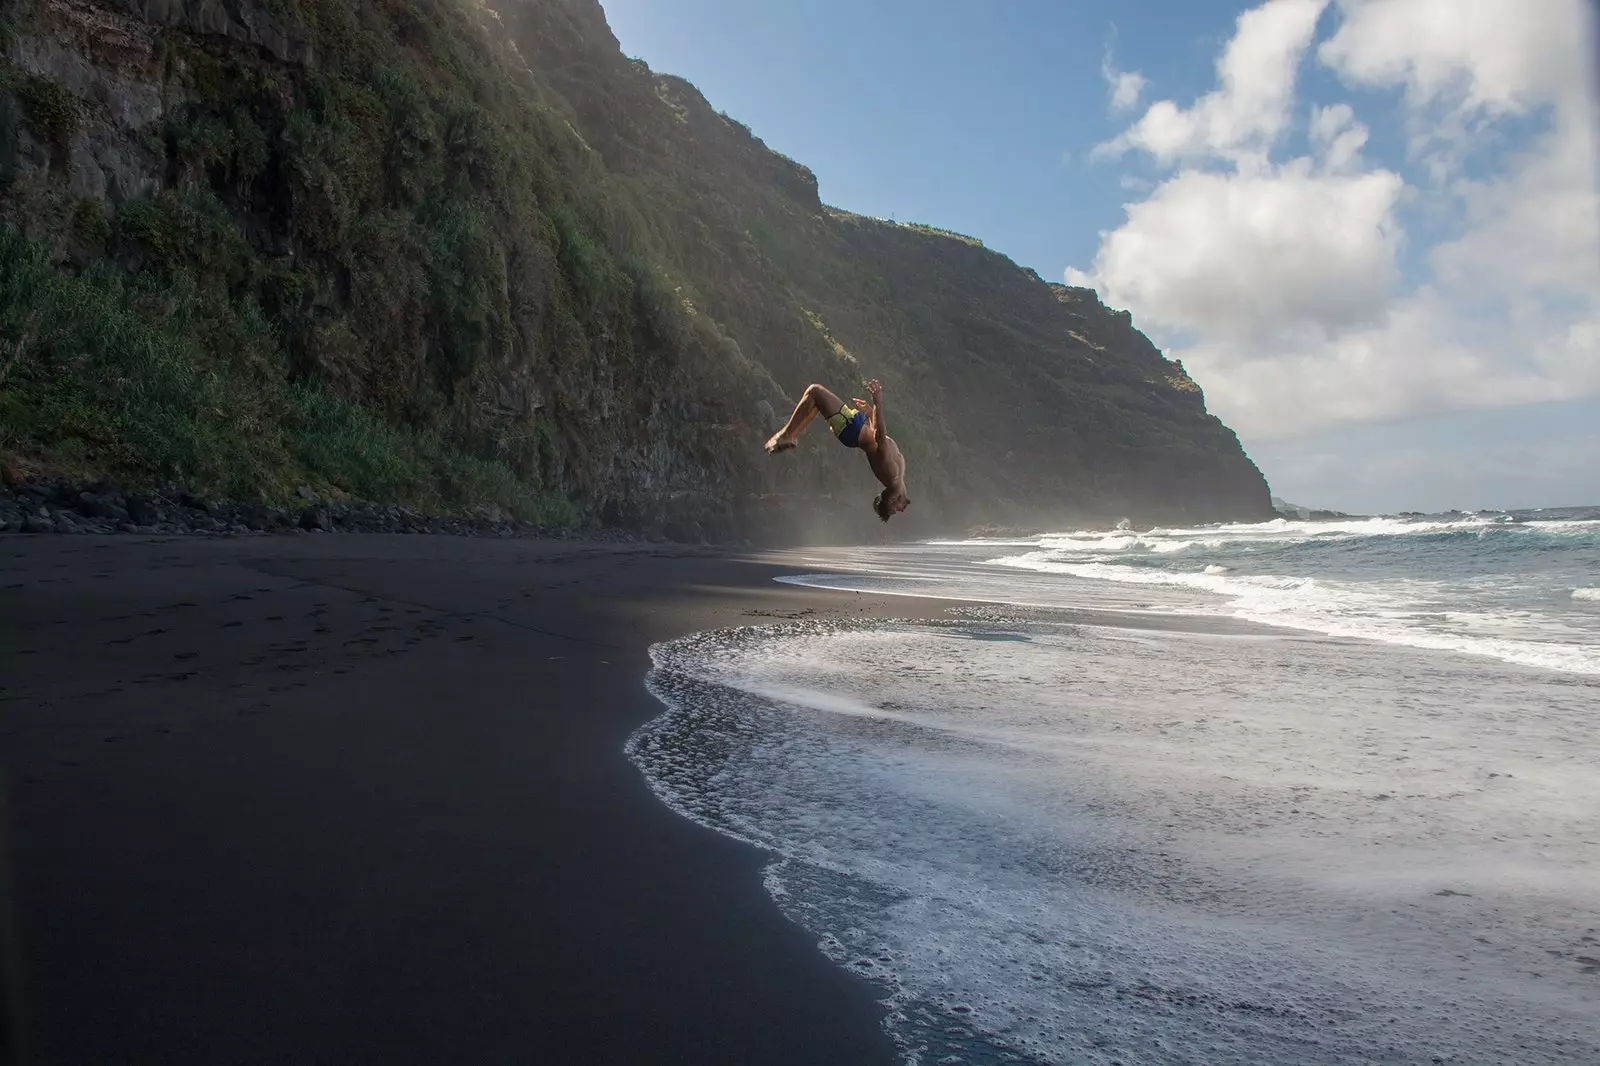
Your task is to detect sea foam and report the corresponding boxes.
[628,617,1600,1065]
[984,554,1600,675]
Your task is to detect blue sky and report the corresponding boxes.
[603,0,1599,514]
[601,0,1205,277]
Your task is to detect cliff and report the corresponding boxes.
[0,0,1274,539]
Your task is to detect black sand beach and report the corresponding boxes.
[0,534,944,1065]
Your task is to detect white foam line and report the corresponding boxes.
[985,559,1600,675]
[772,572,1217,620]
[921,538,1044,547]
[922,515,1599,555]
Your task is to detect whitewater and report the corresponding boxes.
[790,507,1600,676]
[629,507,1600,1064]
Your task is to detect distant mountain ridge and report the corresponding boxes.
[0,0,1274,539]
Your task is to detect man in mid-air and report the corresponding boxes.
[765,378,911,522]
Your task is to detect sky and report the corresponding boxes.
[600,0,1600,514]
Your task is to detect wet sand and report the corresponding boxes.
[0,534,952,1065]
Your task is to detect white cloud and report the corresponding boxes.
[1174,286,1591,433]
[1101,41,1148,112]
[1066,162,1404,344]
[1319,0,1591,116]
[1069,0,1600,440]
[1320,0,1597,180]
[1308,103,1369,171]
[1096,0,1329,165]
[1109,70,1147,112]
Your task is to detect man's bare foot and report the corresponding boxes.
[765,433,796,454]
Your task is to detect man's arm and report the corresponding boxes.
[867,379,886,438]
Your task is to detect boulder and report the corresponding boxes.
[298,505,331,532]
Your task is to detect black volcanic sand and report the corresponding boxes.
[0,535,955,1065]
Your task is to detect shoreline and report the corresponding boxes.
[9,527,1596,1062]
[623,560,1600,1064]
[0,474,1283,545]
[2,534,958,1065]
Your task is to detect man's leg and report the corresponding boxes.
[766,384,844,453]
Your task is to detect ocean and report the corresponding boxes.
[628,508,1600,1065]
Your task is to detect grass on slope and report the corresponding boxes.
[0,229,578,524]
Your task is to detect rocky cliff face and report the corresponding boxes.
[0,0,1273,539]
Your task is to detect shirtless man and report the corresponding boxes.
[765,378,911,521]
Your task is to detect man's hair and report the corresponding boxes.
[873,490,892,522]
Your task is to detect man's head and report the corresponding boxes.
[873,489,910,522]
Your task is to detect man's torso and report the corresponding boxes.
[862,433,904,491]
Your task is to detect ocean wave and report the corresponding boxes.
[1037,534,1139,552]
[1527,520,1600,534]
[1056,515,1594,550]
[629,620,1600,1066]
[1033,535,1218,555]
[1139,516,1506,541]
[923,537,1044,548]
[929,514,1598,558]
[1574,588,1600,602]
[987,556,1600,675]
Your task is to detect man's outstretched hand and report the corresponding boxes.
[867,378,883,399]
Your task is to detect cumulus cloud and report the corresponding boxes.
[1319,0,1591,115]
[1066,162,1403,344]
[1069,0,1600,439]
[1101,39,1148,113]
[1096,0,1329,165]
[1307,103,1369,171]
[1321,0,1597,180]
[1108,69,1147,112]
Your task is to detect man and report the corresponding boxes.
[765,378,911,521]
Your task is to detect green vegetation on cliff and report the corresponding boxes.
[0,229,578,521]
[0,0,1272,537]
